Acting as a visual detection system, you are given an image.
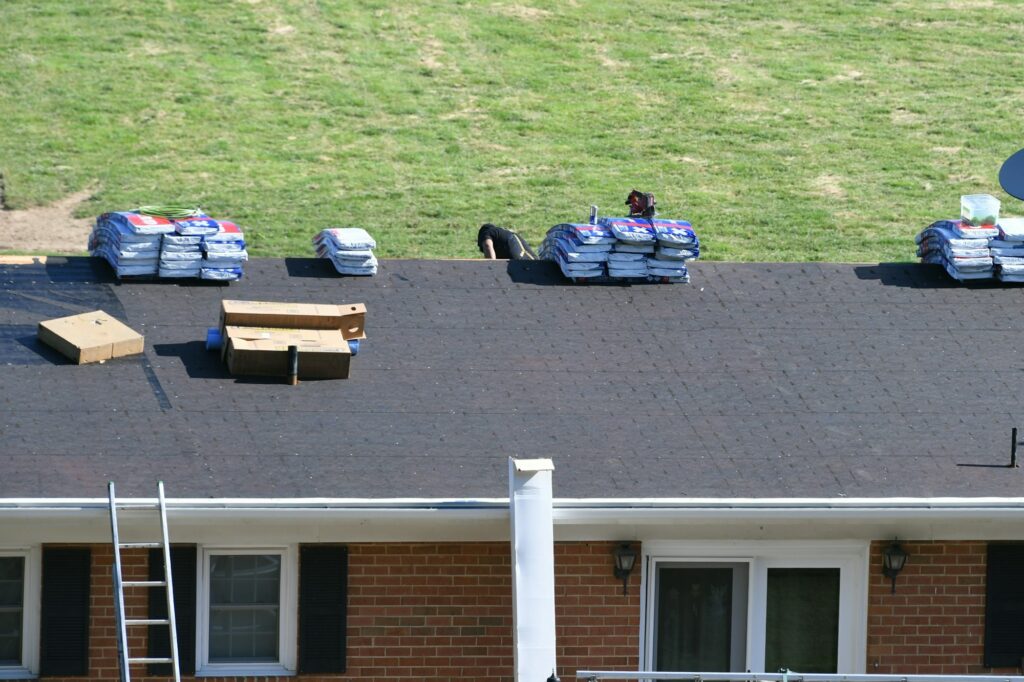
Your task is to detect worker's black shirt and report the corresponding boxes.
[477,224,536,260]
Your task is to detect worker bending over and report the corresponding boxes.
[477,223,536,260]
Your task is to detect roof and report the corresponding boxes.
[2,256,1023,500]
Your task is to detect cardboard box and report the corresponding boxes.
[224,326,352,379]
[37,310,144,364]
[221,300,366,340]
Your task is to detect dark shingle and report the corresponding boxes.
[1,258,1022,499]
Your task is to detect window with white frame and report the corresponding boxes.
[197,547,296,677]
[0,549,39,679]
[643,541,867,675]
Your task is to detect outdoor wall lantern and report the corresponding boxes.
[882,538,909,594]
[612,543,638,595]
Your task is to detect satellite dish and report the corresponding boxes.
[999,148,1024,201]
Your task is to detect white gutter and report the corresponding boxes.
[3,497,1024,521]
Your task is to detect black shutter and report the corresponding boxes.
[147,546,197,676]
[39,547,91,676]
[298,545,348,673]
[985,544,1024,667]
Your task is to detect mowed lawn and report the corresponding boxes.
[1,0,1023,260]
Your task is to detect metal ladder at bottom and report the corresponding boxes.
[108,481,181,682]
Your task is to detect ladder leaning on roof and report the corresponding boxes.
[107,481,181,682]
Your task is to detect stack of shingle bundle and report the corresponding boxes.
[539,223,613,280]
[200,221,248,281]
[990,218,1024,283]
[915,220,994,280]
[313,228,378,276]
[541,214,701,283]
[89,212,173,277]
[91,210,247,281]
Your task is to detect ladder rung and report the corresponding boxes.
[129,657,173,664]
[123,580,166,588]
[126,618,169,626]
[119,542,163,549]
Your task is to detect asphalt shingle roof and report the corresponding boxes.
[2,257,1023,499]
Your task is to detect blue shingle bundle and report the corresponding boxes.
[313,228,378,275]
[159,234,203,278]
[91,211,246,281]
[915,220,994,281]
[540,215,700,283]
[991,218,1024,282]
[89,212,172,277]
[539,223,613,279]
[199,221,248,281]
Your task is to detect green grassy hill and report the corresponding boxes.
[2,0,1023,260]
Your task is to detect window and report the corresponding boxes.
[984,543,1024,668]
[0,549,39,679]
[197,547,296,677]
[643,541,866,674]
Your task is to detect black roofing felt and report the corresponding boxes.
[2,257,1024,499]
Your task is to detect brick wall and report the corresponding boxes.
[42,541,640,682]
[40,539,1024,680]
[867,540,1010,675]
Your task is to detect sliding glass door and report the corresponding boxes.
[644,542,866,675]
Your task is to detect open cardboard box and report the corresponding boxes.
[224,326,352,379]
[218,300,366,380]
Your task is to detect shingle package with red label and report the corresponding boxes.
[540,212,700,283]
[89,211,247,281]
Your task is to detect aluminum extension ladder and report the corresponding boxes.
[107,481,181,682]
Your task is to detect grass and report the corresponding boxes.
[1,0,1023,261]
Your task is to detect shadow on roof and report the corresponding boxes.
[151,340,340,384]
[152,341,233,379]
[1,257,229,286]
[852,262,1012,289]
[0,325,72,365]
[284,257,339,279]
[505,259,675,286]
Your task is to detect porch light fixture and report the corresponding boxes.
[612,543,637,595]
[882,538,909,594]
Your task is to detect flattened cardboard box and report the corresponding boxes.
[37,310,144,364]
[224,326,352,379]
[220,300,366,340]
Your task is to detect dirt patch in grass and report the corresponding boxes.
[0,185,95,254]
[812,174,846,199]
[492,4,551,20]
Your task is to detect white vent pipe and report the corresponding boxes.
[509,458,557,682]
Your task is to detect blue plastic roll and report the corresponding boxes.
[348,339,360,356]
[205,327,222,351]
